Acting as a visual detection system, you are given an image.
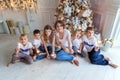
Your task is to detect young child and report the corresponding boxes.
[7,34,33,67]
[32,29,46,60]
[72,29,86,57]
[41,25,56,59]
[82,27,118,68]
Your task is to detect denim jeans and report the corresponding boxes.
[88,48,108,65]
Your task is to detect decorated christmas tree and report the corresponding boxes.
[55,0,93,32]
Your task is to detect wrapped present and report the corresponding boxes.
[103,38,113,51]
[15,27,20,35]
[23,25,30,34]
[17,21,24,34]
[6,20,15,34]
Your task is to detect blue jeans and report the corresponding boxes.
[55,49,74,61]
[36,46,52,60]
[88,48,108,65]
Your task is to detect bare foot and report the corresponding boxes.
[73,59,79,66]
[15,59,20,62]
[70,61,74,64]
[109,63,118,68]
[32,55,37,61]
[7,62,13,67]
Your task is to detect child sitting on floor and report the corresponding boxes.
[7,34,33,67]
[72,29,86,57]
[32,29,46,60]
[82,27,118,68]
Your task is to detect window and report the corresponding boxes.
[111,8,120,46]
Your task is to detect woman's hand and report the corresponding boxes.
[64,48,69,53]
[69,48,74,55]
[47,54,50,59]
[51,53,56,59]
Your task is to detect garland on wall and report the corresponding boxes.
[55,0,93,32]
[0,0,37,11]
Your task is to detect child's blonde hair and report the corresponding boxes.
[19,34,27,39]
[73,29,82,36]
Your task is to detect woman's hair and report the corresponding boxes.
[54,20,65,29]
[33,29,40,35]
[86,27,94,32]
[43,25,53,43]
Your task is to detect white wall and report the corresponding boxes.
[0,0,58,33]
[91,0,120,40]
[27,0,58,31]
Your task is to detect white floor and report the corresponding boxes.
[0,34,120,80]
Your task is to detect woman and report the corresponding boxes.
[54,20,74,54]
[54,20,79,66]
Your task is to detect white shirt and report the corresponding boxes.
[82,35,98,52]
[72,38,83,49]
[33,38,42,48]
[56,29,71,47]
[17,42,33,55]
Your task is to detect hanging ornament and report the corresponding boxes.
[55,0,93,32]
[82,9,92,17]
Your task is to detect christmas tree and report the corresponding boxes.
[55,0,93,32]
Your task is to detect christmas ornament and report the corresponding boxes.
[55,0,93,33]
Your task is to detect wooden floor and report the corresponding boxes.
[0,34,120,80]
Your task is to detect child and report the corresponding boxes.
[41,25,56,59]
[32,29,46,60]
[72,29,86,57]
[7,34,33,67]
[82,27,118,68]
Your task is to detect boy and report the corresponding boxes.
[72,29,86,57]
[32,29,46,60]
[7,34,33,67]
[82,27,118,68]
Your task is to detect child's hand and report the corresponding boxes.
[94,46,99,51]
[36,49,40,54]
[77,50,81,53]
[47,54,50,59]
[51,53,56,59]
